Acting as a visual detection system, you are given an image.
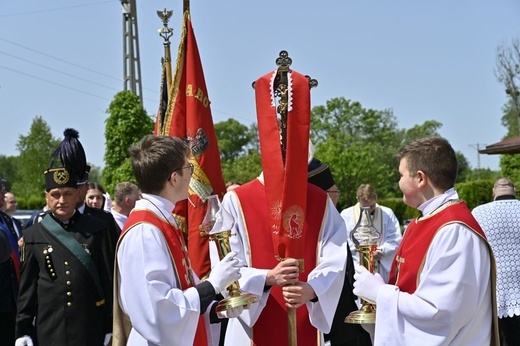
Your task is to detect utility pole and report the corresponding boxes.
[469,143,482,179]
[121,0,143,105]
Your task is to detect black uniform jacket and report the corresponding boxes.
[15,211,113,346]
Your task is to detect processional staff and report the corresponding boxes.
[253,50,318,346]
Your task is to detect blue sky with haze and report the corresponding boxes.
[1,1,519,172]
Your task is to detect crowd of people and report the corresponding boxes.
[0,79,515,345]
[0,128,515,345]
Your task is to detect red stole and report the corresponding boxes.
[234,179,327,346]
[388,202,486,293]
[255,70,310,264]
[122,209,208,346]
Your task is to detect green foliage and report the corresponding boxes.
[310,98,402,205]
[455,179,494,210]
[12,116,60,199]
[466,168,500,181]
[103,91,154,193]
[400,120,442,143]
[17,195,46,210]
[378,198,420,224]
[87,164,103,185]
[499,154,520,183]
[221,152,262,185]
[456,151,472,182]
[0,155,20,191]
[214,119,254,161]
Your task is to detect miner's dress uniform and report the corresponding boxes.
[15,211,113,346]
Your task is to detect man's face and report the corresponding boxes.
[398,157,421,208]
[171,157,193,201]
[358,198,376,214]
[4,192,17,214]
[325,184,341,206]
[128,189,140,210]
[46,187,79,221]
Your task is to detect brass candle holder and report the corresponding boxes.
[345,206,382,324]
[200,195,259,312]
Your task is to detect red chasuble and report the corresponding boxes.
[234,179,327,346]
[121,209,208,346]
[388,201,487,293]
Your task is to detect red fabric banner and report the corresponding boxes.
[254,70,310,265]
[157,11,226,279]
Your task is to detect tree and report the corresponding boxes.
[103,91,154,194]
[310,97,403,207]
[214,118,254,161]
[221,152,262,184]
[495,38,520,132]
[400,120,442,144]
[0,155,20,191]
[13,116,60,199]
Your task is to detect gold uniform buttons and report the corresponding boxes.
[66,281,71,286]
[65,271,71,275]
[64,262,69,266]
[67,291,72,296]
[67,302,72,307]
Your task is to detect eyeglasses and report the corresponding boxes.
[6,200,17,205]
[168,162,194,180]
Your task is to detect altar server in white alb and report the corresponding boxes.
[472,177,520,345]
[113,135,242,346]
[340,184,402,282]
[353,136,499,345]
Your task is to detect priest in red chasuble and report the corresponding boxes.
[210,51,349,346]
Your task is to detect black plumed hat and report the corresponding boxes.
[47,128,90,184]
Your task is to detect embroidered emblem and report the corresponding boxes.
[282,205,304,239]
[53,168,70,185]
[271,200,282,234]
[395,255,405,275]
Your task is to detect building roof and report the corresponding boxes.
[479,135,520,155]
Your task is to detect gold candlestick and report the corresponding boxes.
[345,206,382,324]
[200,195,260,312]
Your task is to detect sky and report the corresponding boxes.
[1,1,519,172]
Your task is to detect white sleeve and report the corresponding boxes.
[306,199,347,333]
[373,224,492,345]
[117,224,202,345]
[340,207,360,265]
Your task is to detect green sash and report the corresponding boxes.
[41,214,105,301]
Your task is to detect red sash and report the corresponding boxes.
[255,70,310,265]
[122,209,208,346]
[389,202,487,293]
[234,179,327,346]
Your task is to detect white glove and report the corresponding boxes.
[15,336,33,346]
[353,265,384,304]
[216,306,244,319]
[104,333,112,345]
[207,251,241,294]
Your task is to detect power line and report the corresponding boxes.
[0,51,120,92]
[0,1,115,19]
[0,64,112,101]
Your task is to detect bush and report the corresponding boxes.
[455,179,495,210]
[18,195,46,210]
